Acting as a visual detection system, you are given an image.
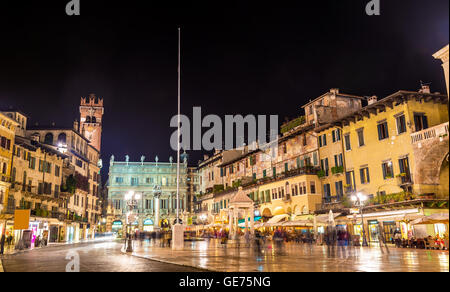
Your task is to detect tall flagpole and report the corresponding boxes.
[173,26,183,250]
[176,26,181,223]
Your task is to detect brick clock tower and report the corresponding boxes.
[79,94,104,152]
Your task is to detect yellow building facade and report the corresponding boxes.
[257,173,322,218]
[315,126,347,203]
[335,89,448,198]
[0,113,18,214]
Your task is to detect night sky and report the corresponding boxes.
[0,0,448,183]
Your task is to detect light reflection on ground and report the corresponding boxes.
[129,238,449,272]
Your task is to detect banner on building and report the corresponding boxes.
[14,209,30,230]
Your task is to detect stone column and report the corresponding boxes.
[433,45,449,98]
[154,196,160,230]
[313,215,317,241]
[169,193,172,214]
[228,209,233,235]
[245,210,249,232]
[250,206,255,234]
[233,210,239,239]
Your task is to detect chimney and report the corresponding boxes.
[367,95,378,105]
[330,88,339,95]
[419,84,431,94]
[73,120,79,132]
[31,133,40,142]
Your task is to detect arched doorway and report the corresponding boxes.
[273,206,285,216]
[262,208,272,217]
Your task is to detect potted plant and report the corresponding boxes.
[317,170,325,178]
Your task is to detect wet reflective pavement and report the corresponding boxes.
[129,238,449,272]
[1,240,204,272]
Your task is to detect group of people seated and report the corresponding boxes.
[393,230,448,250]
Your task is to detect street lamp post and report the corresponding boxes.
[351,192,368,247]
[125,191,141,252]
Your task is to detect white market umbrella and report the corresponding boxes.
[411,213,449,225]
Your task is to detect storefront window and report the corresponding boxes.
[434,224,447,237]
[368,221,379,242]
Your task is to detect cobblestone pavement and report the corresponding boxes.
[127,238,449,272]
[1,240,204,272]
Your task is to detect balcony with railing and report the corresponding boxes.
[241,166,321,189]
[411,121,449,144]
[0,174,10,183]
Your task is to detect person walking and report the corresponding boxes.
[0,233,6,255]
[244,230,250,248]
[325,225,337,258]
[254,231,263,255]
[393,229,402,248]
[378,224,390,254]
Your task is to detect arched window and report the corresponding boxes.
[58,133,67,145]
[86,116,91,123]
[44,133,54,145]
[91,116,96,123]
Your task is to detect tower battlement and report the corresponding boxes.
[79,93,104,152]
[81,93,104,107]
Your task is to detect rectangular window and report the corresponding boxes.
[357,129,365,147]
[382,161,394,179]
[360,167,370,184]
[332,129,341,142]
[310,181,316,194]
[398,157,411,184]
[321,158,329,176]
[377,121,389,140]
[413,113,429,132]
[396,114,407,134]
[313,152,318,166]
[334,154,343,168]
[335,181,343,198]
[344,134,351,151]
[263,169,267,178]
[324,184,331,201]
[345,171,355,192]
[284,163,288,173]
